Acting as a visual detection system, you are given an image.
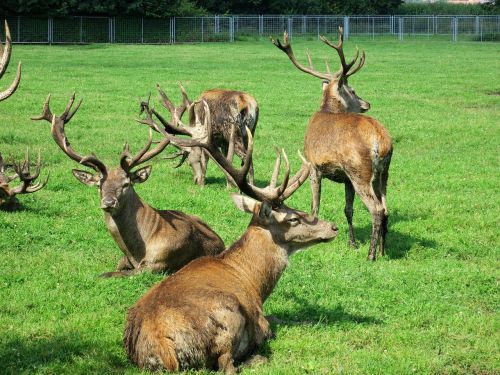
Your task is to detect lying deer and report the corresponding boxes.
[124,100,338,373]
[0,151,48,209]
[272,27,393,261]
[32,94,224,277]
[144,83,258,187]
[0,20,22,102]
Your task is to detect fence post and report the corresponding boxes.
[452,17,458,42]
[344,16,349,40]
[201,17,204,43]
[230,17,234,42]
[48,17,52,44]
[259,15,263,36]
[173,17,176,44]
[79,16,83,43]
[475,16,479,36]
[141,17,144,44]
[287,17,292,36]
[398,17,404,41]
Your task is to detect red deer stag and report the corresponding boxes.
[0,20,22,102]
[32,94,224,277]
[144,83,258,187]
[125,100,338,373]
[271,27,393,261]
[0,151,48,209]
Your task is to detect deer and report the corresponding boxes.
[143,83,259,187]
[0,151,48,209]
[31,94,225,277]
[0,20,22,102]
[124,100,339,374]
[271,27,393,261]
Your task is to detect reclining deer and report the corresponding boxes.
[143,83,258,187]
[32,94,224,277]
[272,27,393,261]
[125,100,338,373]
[0,151,48,209]
[0,20,21,102]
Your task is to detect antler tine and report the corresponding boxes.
[0,21,21,101]
[31,94,53,121]
[10,150,49,195]
[271,31,332,81]
[121,128,171,171]
[137,96,191,137]
[179,82,192,108]
[346,51,366,78]
[0,20,13,79]
[320,26,362,78]
[270,147,282,188]
[280,151,311,201]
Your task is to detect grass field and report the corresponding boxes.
[0,37,498,374]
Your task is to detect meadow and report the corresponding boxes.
[0,37,498,374]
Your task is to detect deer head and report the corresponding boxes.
[0,151,48,208]
[271,27,370,114]
[0,20,22,102]
[149,100,338,253]
[32,94,170,214]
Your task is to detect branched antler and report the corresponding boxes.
[9,150,49,195]
[0,20,22,102]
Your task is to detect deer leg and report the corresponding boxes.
[218,353,237,374]
[188,148,205,187]
[344,180,357,248]
[116,255,133,271]
[310,167,322,218]
[378,158,391,257]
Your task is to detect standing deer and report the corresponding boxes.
[271,27,393,261]
[147,83,259,187]
[32,94,224,277]
[0,151,48,209]
[125,100,338,373]
[0,20,22,102]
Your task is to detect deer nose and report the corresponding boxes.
[361,101,371,112]
[331,224,339,233]
[101,197,118,210]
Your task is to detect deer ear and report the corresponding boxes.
[72,169,99,186]
[130,165,152,184]
[230,193,257,214]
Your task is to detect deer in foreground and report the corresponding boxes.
[32,94,224,277]
[144,83,258,187]
[0,151,48,209]
[271,27,393,261]
[124,100,338,373]
[0,20,22,102]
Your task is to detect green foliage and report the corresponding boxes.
[0,39,498,374]
[396,2,495,15]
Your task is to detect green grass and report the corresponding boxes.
[0,38,499,374]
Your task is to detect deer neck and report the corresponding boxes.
[224,225,289,302]
[102,188,154,268]
[320,91,346,114]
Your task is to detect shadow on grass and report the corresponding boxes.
[344,208,437,260]
[269,295,382,328]
[0,334,127,374]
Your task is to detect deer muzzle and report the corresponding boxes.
[360,100,371,113]
[101,197,118,211]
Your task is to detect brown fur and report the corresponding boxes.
[73,166,225,277]
[188,89,259,186]
[306,80,393,260]
[124,195,338,373]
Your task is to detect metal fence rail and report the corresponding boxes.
[1,15,499,43]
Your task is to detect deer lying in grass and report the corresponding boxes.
[272,27,393,261]
[32,94,224,277]
[143,83,258,187]
[0,151,48,209]
[0,20,21,102]
[124,100,338,373]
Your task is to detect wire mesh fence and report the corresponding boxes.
[1,15,499,44]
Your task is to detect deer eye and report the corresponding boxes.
[288,217,300,226]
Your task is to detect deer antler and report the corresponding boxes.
[159,100,311,207]
[271,31,332,81]
[320,26,365,79]
[119,128,171,172]
[0,21,22,102]
[9,150,49,195]
[31,93,108,175]
[271,27,365,81]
